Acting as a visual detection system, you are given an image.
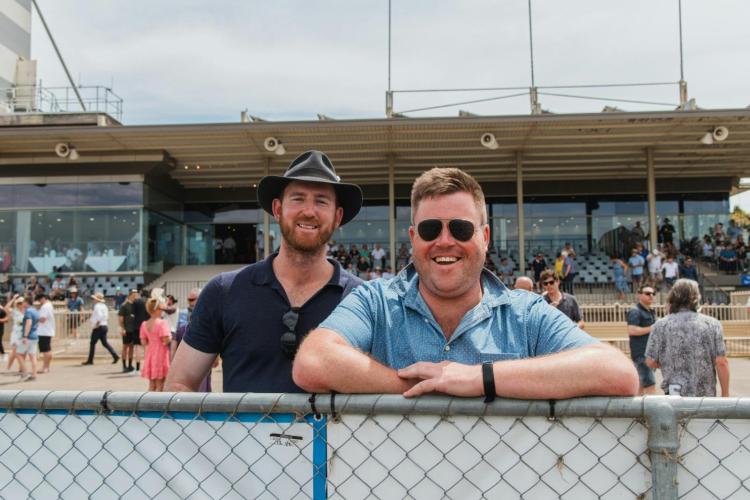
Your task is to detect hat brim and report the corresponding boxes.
[257,175,363,226]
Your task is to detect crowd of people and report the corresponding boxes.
[0,286,204,391]
[0,239,140,274]
[0,151,735,399]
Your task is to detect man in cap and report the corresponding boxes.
[167,150,363,392]
[117,289,140,373]
[294,167,637,399]
[82,293,119,365]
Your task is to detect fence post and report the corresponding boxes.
[645,397,679,500]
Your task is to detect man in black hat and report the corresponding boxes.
[166,151,363,392]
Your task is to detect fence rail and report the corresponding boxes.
[0,391,747,499]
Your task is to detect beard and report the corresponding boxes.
[279,214,335,255]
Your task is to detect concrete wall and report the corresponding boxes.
[0,0,32,91]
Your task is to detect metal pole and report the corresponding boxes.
[31,0,86,111]
[516,152,526,276]
[645,397,680,500]
[677,0,688,107]
[388,156,396,273]
[264,159,271,258]
[647,148,658,252]
[527,0,536,88]
[387,0,392,92]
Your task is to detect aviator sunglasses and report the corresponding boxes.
[280,307,301,360]
[416,219,478,242]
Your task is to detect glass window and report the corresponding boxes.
[0,182,143,208]
[0,211,16,273]
[146,211,182,274]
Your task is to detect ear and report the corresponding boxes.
[481,223,490,252]
[271,198,282,221]
[333,206,344,228]
[408,225,416,247]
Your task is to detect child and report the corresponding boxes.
[139,298,171,391]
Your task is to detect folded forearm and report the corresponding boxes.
[492,344,638,399]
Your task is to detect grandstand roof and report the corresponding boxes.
[1,108,749,189]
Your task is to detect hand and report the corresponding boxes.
[398,361,482,398]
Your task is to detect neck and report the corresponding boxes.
[418,280,483,339]
[549,288,562,301]
[273,242,332,285]
[640,301,651,309]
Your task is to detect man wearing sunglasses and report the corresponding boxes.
[626,285,657,395]
[166,151,363,393]
[539,270,584,329]
[294,167,637,399]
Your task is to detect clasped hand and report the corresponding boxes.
[397,361,484,398]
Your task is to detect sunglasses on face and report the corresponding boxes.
[416,219,478,242]
[642,291,656,296]
[280,307,301,360]
[542,280,556,286]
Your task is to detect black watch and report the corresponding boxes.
[482,362,496,403]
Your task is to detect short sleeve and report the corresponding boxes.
[160,320,171,339]
[645,323,661,361]
[183,276,224,354]
[318,282,380,352]
[139,322,147,343]
[626,309,640,326]
[118,304,126,317]
[527,297,597,355]
[714,321,726,357]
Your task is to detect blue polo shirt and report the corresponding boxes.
[184,254,361,393]
[22,308,40,340]
[320,264,597,369]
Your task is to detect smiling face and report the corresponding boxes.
[409,192,489,301]
[273,180,343,255]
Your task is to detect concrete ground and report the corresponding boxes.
[0,347,749,397]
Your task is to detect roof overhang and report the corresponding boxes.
[0,108,748,189]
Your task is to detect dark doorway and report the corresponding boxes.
[213,224,257,264]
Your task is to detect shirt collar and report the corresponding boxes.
[251,252,345,289]
[396,263,511,311]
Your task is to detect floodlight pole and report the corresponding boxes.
[516,152,526,273]
[677,0,688,107]
[527,0,540,115]
[31,0,86,111]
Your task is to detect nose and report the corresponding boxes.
[433,222,455,246]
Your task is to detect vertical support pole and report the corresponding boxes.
[679,80,688,108]
[645,398,680,500]
[516,152,526,276]
[386,91,394,118]
[264,158,271,258]
[529,87,541,115]
[388,156,396,272]
[647,148,658,251]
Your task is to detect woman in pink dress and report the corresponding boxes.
[140,298,172,391]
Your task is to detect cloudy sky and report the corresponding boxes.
[29,0,750,125]
[27,1,750,208]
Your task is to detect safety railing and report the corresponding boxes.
[580,304,750,323]
[0,392,747,499]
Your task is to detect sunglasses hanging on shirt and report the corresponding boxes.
[280,307,301,360]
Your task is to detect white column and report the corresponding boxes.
[647,148,657,251]
[388,156,396,271]
[263,158,271,258]
[516,152,526,276]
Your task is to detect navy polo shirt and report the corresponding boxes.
[184,254,362,393]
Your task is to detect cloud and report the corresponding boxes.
[29,0,750,123]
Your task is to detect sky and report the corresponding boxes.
[27,1,750,207]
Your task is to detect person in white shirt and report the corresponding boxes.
[82,293,119,365]
[647,249,663,289]
[3,295,24,372]
[371,243,387,270]
[35,293,56,373]
[661,256,679,289]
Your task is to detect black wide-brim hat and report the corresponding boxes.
[257,150,363,225]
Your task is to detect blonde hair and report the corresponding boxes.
[410,167,486,223]
[146,298,161,315]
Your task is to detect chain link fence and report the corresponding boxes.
[0,392,748,499]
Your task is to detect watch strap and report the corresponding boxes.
[482,361,496,403]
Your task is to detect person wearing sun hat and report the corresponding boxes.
[82,292,119,366]
[167,150,364,393]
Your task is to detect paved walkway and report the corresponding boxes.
[1,355,749,397]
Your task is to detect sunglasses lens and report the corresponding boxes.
[417,219,476,242]
[280,331,298,359]
[417,219,443,241]
[543,281,554,286]
[448,219,475,242]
